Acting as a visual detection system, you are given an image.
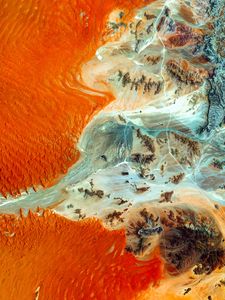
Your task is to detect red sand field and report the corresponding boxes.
[0,0,153,196]
[0,210,164,300]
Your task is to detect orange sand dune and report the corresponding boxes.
[0,0,151,197]
[0,210,163,300]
